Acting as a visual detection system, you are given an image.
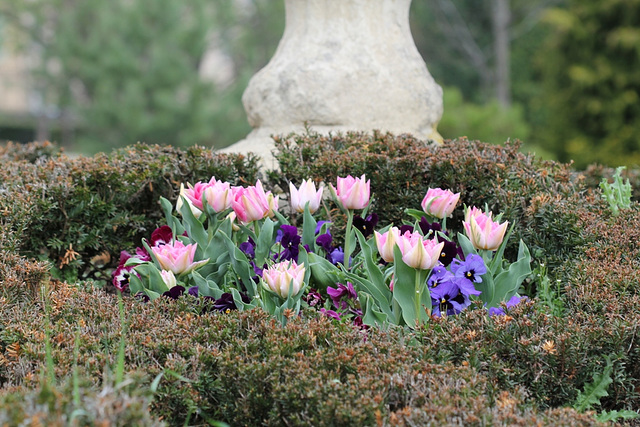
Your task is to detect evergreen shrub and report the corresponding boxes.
[0,142,260,284]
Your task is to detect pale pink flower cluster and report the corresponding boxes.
[374,227,444,270]
[178,177,279,224]
[289,179,323,213]
[152,240,208,275]
[464,207,509,251]
[262,260,306,298]
[331,174,370,210]
[421,188,460,219]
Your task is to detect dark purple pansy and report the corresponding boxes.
[277,225,301,262]
[353,213,379,238]
[419,217,443,236]
[150,225,173,246]
[239,237,256,259]
[489,295,528,316]
[316,233,333,253]
[399,224,414,236]
[438,239,460,266]
[213,292,238,312]
[163,286,185,299]
[450,254,487,283]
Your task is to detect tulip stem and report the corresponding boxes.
[343,210,354,269]
[414,269,424,327]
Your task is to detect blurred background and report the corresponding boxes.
[0,0,638,169]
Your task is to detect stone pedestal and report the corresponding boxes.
[219,0,443,168]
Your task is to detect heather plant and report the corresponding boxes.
[5,136,640,424]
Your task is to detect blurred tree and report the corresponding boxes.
[536,0,640,168]
[0,0,284,153]
[410,0,560,153]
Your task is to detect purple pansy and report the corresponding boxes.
[239,237,256,259]
[489,295,528,316]
[450,254,487,283]
[431,278,472,317]
[353,213,379,238]
[276,225,301,262]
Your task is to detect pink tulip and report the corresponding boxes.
[396,230,444,270]
[262,260,306,298]
[374,227,400,263]
[465,206,485,224]
[421,188,460,219]
[463,208,509,251]
[176,183,203,217]
[290,179,324,213]
[231,180,271,223]
[203,178,233,213]
[331,174,370,210]
[182,181,210,211]
[152,240,208,275]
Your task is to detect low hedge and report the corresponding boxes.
[0,283,600,426]
[1,135,638,424]
[0,141,260,285]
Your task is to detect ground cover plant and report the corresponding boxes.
[0,134,639,425]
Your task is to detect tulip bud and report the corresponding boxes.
[396,230,444,270]
[463,208,509,251]
[203,178,233,212]
[160,270,177,288]
[331,174,370,210]
[421,188,460,219]
[290,179,323,213]
[374,227,399,263]
[262,260,306,298]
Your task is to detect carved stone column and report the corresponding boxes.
[221,0,443,167]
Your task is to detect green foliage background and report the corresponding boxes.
[2,0,640,168]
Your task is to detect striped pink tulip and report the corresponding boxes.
[262,260,306,298]
[463,208,509,251]
[152,240,208,275]
[421,188,460,219]
[332,174,370,210]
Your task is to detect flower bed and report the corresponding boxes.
[0,135,638,425]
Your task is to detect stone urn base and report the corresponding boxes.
[219,0,443,168]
